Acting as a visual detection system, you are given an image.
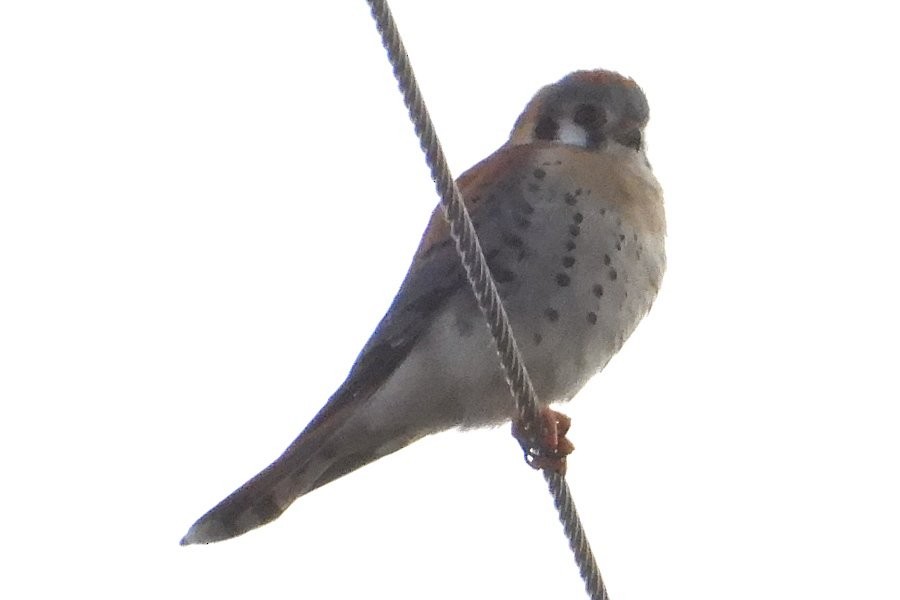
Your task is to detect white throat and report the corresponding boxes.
[556,118,588,147]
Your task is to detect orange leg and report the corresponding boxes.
[511,407,575,474]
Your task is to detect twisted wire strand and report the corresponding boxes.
[365,1,608,598]
[546,471,608,599]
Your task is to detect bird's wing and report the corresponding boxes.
[181,143,536,544]
[302,142,534,431]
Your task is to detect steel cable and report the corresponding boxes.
[365,1,609,598]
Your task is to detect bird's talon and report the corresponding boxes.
[512,407,574,474]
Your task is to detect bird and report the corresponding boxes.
[181,69,666,545]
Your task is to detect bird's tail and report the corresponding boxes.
[180,401,421,545]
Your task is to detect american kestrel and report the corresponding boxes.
[181,69,666,545]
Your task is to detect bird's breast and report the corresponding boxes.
[464,143,666,405]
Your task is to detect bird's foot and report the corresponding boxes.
[511,407,574,475]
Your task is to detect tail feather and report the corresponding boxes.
[180,408,421,545]
[180,433,330,545]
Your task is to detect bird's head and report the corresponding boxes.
[509,70,649,152]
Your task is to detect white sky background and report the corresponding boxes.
[1,1,898,598]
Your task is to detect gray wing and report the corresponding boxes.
[181,148,533,544]
[179,220,471,545]
[302,233,468,431]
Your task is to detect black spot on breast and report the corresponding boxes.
[544,308,559,322]
[514,199,534,215]
[555,273,570,287]
[565,240,576,251]
[573,213,583,224]
[527,183,540,193]
[609,268,618,281]
[533,168,546,179]
[562,256,575,268]
[593,284,604,297]
[565,193,577,206]
[533,333,542,345]
[535,116,559,141]
[569,224,580,237]
[469,195,481,204]
[603,254,611,265]
[587,312,598,325]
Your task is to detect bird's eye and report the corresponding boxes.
[616,129,642,151]
[534,116,559,141]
